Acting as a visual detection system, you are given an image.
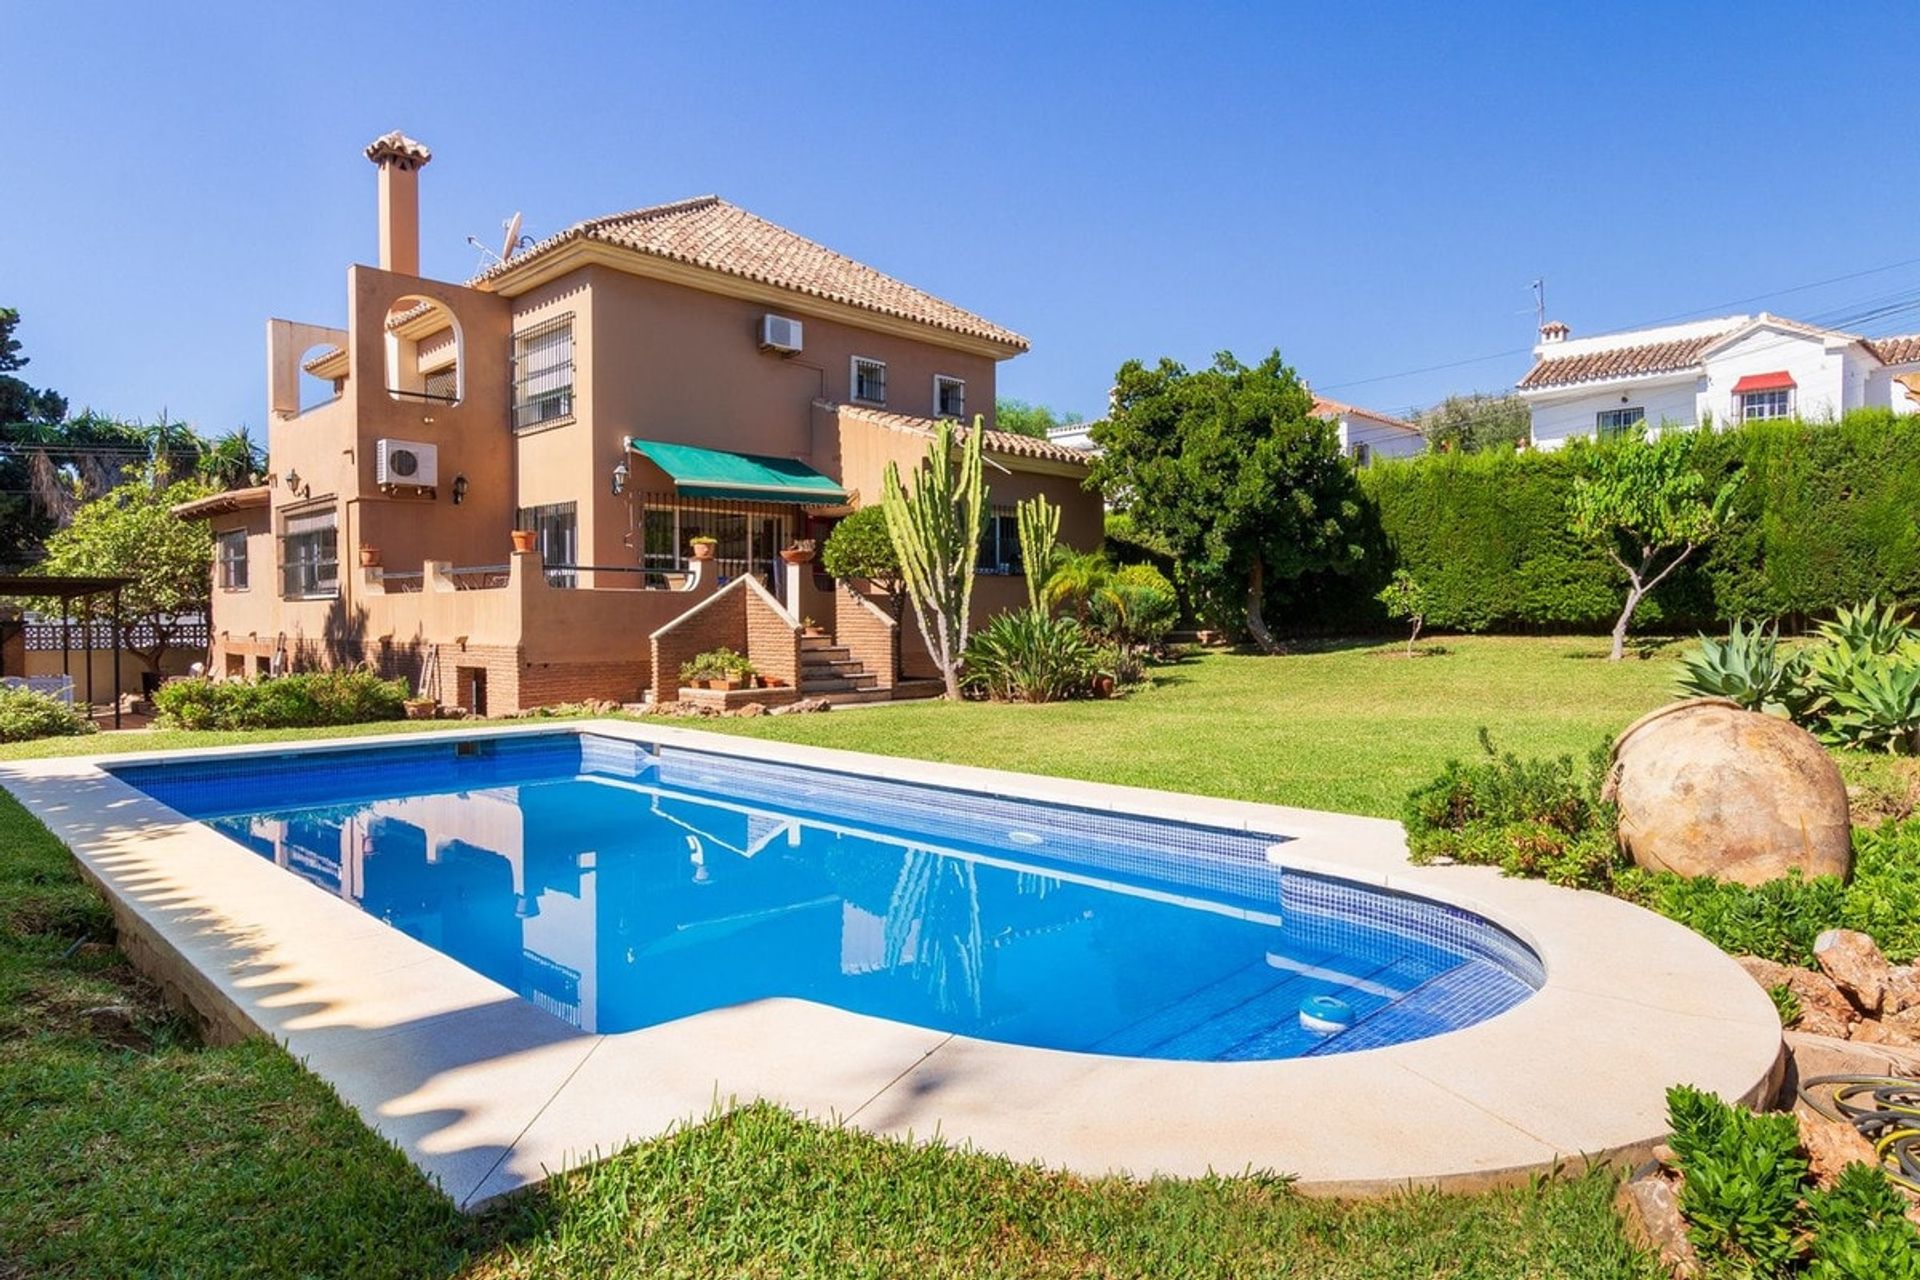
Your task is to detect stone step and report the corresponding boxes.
[800,673,879,693]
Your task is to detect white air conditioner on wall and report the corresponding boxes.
[760,313,803,353]
[375,438,439,487]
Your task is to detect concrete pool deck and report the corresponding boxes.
[0,720,1784,1208]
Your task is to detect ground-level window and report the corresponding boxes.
[1740,389,1791,421]
[279,508,338,600]
[640,505,790,587]
[517,501,578,587]
[1596,406,1645,438]
[934,374,966,418]
[513,317,575,429]
[978,508,1022,575]
[216,530,249,591]
[852,356,887,405]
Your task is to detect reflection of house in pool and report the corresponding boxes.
[218,777,1119,1037]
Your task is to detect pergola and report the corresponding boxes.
[0,575,134,729]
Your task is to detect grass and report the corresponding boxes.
[708,636,1688,818]
[0,635,1685,1276]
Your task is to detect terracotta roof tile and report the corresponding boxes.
[827,402,1091,467]
[1869,334,1920,365]
[477,197,1027,350]
[1518,331,1733,390]
[1311,395,1420,432]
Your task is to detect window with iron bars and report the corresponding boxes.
[279,508,338,599]
[852,356,887,405]
[513,317,575,429]
[977,507,1022,575]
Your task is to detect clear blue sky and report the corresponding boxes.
[7,2,1919,434]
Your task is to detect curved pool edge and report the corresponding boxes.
[0,718,1785,1208]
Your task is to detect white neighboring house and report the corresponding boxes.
[1309,396,1425,466]
[1518,313,1920,449]
[1042,397,1424,467]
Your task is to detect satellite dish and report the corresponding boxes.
[500,212,524,262]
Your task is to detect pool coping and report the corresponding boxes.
[0,720,1785,1208]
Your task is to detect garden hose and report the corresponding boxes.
[1796,1073,1920,1194]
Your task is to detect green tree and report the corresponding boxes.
[820,504,905,615]
[33,469,217,675]
[1569,430,1741,660]
[882,416,987,699]
[1376,568,1428,656]
[1417,393,1531,453]
[1089,351,1365,651]
[995,398,1082,439]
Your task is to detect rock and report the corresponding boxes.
[1886,967,1920,1015]
[1795,1109,1879,1190]
[1615,1168,1699,1278]
[1814,930,1892,1015]
[1607,699,1852,886]
[1850,1018,1918,1048]
[1737,957,1857,1038]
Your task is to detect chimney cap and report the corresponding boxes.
[365,131,432,169]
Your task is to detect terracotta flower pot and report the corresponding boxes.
[510,529,536,554]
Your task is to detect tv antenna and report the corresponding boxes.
[466,212,532,268]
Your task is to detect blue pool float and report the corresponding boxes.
[1298,995,1355,1035]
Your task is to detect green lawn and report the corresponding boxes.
[0,637,1705,1277]
[710,636,1687,818]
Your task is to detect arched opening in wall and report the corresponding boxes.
[383,296,462,407]
[298,342,348,413]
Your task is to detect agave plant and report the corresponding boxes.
[1817,598,1919,656]
[1675,619,1811,718]
[1805,636,1920,753]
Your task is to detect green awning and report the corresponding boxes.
[627,438,848,505]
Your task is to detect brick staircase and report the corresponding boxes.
[799,634,888,704]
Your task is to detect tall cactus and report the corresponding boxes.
[882,415,987,699]
[1016,493,1059,615]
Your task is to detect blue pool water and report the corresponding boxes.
[111,733,1541,1060]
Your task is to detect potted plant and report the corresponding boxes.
[359,543,382,568]
[689,536,718,561]
[511,529,537,555]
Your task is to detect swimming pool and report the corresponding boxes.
[110,731,1540,1061]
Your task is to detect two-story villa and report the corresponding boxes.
[178,133,1098,713]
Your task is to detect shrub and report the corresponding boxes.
[963,611,1100,703]
[1088,563,1179,652]
[1664,1088,1920,1280]
[0,685,97,742]
[1401,731,1623,888]
[1666,1084,1807,1277]
[678,648,754,685]
[153,670,408,730]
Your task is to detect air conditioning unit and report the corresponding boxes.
[759,313,804,354]
[375,438,439,488]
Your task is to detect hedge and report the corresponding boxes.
[1277,409,1920,635]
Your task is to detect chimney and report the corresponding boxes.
[1539,320,1570,345]
[364,131,432,277]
